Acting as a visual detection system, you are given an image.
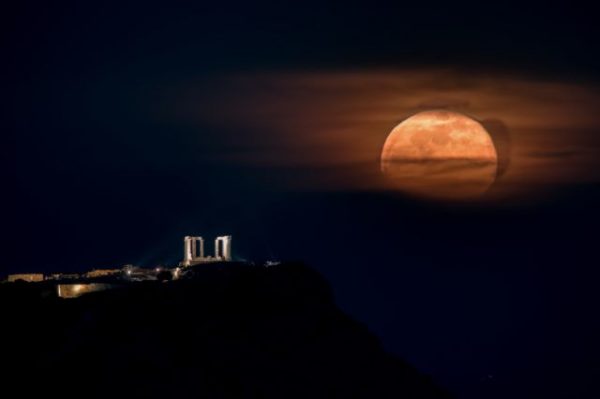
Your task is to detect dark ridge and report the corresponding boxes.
[1,262,452,398]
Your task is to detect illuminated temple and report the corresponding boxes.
[3,235,235,298]
[182,235,232,266]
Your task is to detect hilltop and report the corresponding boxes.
[1,262,451,398]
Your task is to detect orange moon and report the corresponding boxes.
[380,110,498,199]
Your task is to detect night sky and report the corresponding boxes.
[5,2,600,398]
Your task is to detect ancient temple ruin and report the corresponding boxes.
[183,235,232,266]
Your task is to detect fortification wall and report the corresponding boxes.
[85,269,120,278]
[57,283,115,298]
[7,274,44,282]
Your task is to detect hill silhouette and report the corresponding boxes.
[1,262,452,398]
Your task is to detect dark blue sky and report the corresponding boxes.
[5,1,600,398]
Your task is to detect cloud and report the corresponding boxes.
[526,149,581,159]
[418,98,470,110]
[167,68,600,201]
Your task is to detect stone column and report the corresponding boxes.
[223,236,232,261]
[183,236,192,266]
[214,238,221,259]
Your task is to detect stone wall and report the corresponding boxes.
[85,269,120,278]
[57,283,115,298]
[7,274,44,282]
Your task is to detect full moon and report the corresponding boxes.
[381,110,498,199]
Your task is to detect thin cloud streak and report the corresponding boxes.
[168,68,600,201]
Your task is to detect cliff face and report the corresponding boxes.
[1,263,451,398]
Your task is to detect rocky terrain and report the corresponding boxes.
[1,262,451,398]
